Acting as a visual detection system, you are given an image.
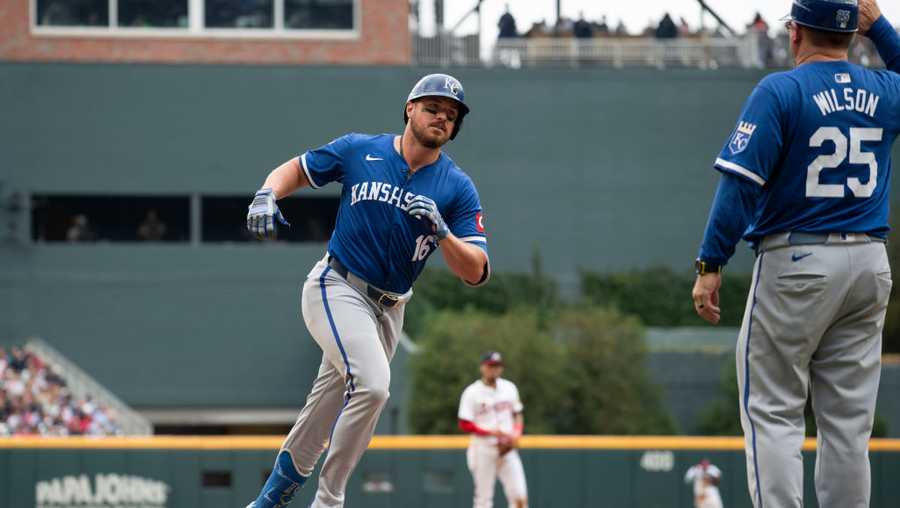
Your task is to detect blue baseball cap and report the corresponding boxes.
[783,0,859,33]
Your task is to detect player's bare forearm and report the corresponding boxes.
[261,157,311,198]
[440,236,489,285]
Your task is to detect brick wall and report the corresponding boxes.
[0,1,409,65]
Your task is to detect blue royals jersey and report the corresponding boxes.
[715,61,900,242]
[300,133,488,294]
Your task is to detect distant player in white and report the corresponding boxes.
[684,459,723,508]
[457,351,527,508]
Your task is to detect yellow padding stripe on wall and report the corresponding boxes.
[1,436,899,452]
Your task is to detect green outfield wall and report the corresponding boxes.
[3,63,899,415]
[2,436,900,508]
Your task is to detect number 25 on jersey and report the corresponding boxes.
[807,126,883,198]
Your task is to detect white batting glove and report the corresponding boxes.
[246,188,290,240]
[406,195,449,240]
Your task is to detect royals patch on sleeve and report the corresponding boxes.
[729,121,757,155]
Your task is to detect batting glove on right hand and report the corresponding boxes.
[247,188,290,240]
[406,195,450,240]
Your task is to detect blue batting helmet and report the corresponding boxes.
[403,73,470,140]
[785,0,858,33]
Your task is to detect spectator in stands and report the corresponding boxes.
[498,4,518,39]
[656,13,679,39]
[525,19,553,38]
[597,15,610,35]
[9,346,28,372]
[137,209,167,241]
[748,12,769,33]
[747,12,773,68]
[66,214,97,242]
[574,12,594,39]
[679,17,692,37]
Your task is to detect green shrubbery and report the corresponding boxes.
[581,268,752,327]
[406,262,676,435]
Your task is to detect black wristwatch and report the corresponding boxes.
[695,259,724,275]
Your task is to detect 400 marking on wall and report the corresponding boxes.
[639,450,675,472]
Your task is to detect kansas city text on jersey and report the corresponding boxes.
[812,87,880,117]
[349,181,422,209]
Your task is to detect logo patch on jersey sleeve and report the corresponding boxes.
[476,212,485,233]
[728,121,757,155]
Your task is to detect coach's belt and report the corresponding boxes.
[757,232,886,253]
[327,256,400,308]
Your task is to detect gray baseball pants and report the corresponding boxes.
[280,256,407,508]
[737,233,891,508]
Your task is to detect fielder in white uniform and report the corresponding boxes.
[684,459,723,508]
[457,352,528,508]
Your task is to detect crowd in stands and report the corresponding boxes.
[0,346,121,436]
[496,6,895,68]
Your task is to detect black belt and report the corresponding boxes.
[327,256,400,308]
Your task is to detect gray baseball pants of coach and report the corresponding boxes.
[736,234,891,508]
[280,257,407,508]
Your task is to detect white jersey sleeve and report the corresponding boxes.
[684,465,698,484]
[458,384,476,421]
[511,381,524,413]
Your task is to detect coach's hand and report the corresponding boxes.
[692,273,722,325]
[858,0,882,35]
[247,187,291,240]
[407,195,449,240]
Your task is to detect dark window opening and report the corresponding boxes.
[119,0,188,27]
[202,196,336,243]
[31,195,190,243]
[37,0,109,26]
[201,470,232,488]
[205,0,274,28]
[285,0,354,30]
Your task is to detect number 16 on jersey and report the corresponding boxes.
[412,234,436,262]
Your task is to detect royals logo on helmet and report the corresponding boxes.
[445,77,461,96]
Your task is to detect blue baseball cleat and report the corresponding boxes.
[249,450,308,508]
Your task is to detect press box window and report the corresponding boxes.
[31,195,190,243]
[119,0,189,27]
[205,0,273,29]
[37,0,109,26]
[202,196,337,243]
[286,0,353,29]
[35,0,357,31]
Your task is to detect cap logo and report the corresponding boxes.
[444,77,461,96]
[836,10,851,29]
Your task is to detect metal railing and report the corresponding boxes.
[413,34,764,69]
[25,337,153,435]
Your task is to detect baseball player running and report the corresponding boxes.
[458,352,528,508]
[244,74,490,508]
[684,459,723,508]
[691,1,900,506]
